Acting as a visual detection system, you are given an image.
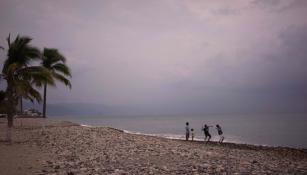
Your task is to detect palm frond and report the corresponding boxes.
[52,63,71,77]
[42,48,66,68]
[16,81,42,103]
[41,47,72,89]
[6,34,11,48]
[3,35,41,74]
[27,86,42,103]
[17,66,55,87]
[52,72,72,89]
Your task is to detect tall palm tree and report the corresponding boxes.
[1,34,53,141]
[41,48,71,118]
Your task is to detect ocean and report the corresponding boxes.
[49,113,307,149]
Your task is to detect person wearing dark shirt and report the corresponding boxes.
[202,124,212,142]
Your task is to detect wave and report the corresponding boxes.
[80,123,257,146]
[80,124,95,127]
[123,129,243,143]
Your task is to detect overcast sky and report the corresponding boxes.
[1,0,307,114]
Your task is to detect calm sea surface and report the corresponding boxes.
[50,113,307,148]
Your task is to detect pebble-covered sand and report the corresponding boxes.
[1,118,307,175]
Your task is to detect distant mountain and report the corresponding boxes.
[22,100,307,117]
[23,102,120,116]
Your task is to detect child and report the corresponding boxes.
[216,124,224,143]
[191,128,195,141]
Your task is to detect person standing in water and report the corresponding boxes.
[216,124,224,143]
[202,124,212,142]
[185,122,190,141]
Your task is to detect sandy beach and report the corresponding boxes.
[0,118,307,175]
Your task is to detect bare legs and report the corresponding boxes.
[204,134,211,142]
[219,135,224,143]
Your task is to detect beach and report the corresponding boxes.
[0,118,307,175]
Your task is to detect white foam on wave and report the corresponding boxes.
[81,127,275,146]
[80,124,94,127]
[124,130,206,141]
[123,130,251,144]
[125,129,304,148]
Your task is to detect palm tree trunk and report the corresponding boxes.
[6,113,13,142]
[43,83,47,118]
[6,96,15,142]
[20,97,23,113]
[7,113,13,127]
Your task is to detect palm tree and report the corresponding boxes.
[1,34,53,141]
[41,48,71,118]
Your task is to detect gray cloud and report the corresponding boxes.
[252,0,307,12]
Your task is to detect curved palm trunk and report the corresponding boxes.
[43,83,47,118]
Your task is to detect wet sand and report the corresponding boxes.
[0,118,307,175]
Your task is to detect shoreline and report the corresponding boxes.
[1,118,307,174]
[2,117,307,151]
[81,122,307,151]
[124,129,307,152]
[3,117,307,150]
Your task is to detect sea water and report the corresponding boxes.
[50,113,307,149]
